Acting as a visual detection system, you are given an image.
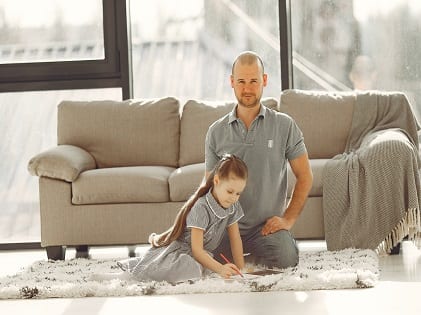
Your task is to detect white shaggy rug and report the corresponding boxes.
[0,248,379,299]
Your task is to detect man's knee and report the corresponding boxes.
[258,230,299,268]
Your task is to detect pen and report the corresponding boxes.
[220,253,244,278]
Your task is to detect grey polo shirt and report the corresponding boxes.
[205,104,307,232]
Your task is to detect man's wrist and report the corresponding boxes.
[280,213,295,229]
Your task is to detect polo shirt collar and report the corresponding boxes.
[228,103,267,124]
[205,190,235,219]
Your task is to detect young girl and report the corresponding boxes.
[94,154,248,283]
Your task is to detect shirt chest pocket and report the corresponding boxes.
[254,138,282,158]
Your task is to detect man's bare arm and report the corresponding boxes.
[262,153,313,235]
[284,153,313,225]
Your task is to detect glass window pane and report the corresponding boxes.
[0,0,104,64]
[291,0,421,121]
[0,88,121,244]
[129,0,280,103]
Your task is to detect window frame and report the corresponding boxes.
[279,0,293,90]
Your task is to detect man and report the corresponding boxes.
[205,51,313,268]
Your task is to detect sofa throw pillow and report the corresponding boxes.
[27,144,96,182]
[179,97,278,166]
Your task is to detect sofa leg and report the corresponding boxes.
[46,246,66,260]
[390,242,401,255]
[128,245,136,257]
[75,245,90,258]
[390,236,409,255]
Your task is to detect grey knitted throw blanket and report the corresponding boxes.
[323,91,421,254]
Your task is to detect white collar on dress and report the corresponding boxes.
[205,190,235,219]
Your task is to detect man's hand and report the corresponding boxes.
[261,216,293,236]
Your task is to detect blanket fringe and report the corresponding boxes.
[376,207,421,256]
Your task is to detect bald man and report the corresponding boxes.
[205,51,313,268]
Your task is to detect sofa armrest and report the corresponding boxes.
[28,145,96,182]
[361,128,414,150]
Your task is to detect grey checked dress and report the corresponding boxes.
[119,190,244,283]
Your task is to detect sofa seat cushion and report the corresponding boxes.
[170,159,326,202]
[169,163,204,201]
[287,159,327,197]
[72,166,175,205]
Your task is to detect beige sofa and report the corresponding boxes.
[27,90,377,260]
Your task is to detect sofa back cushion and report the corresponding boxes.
[179,97,278,166]
[58,97,180,168]
[279,89,355,159]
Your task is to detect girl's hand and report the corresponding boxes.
[218,263,240,278]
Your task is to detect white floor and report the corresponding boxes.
[1,241,420,315]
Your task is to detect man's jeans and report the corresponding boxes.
[213,224,299,269]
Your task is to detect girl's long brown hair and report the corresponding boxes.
[152,154,248,247]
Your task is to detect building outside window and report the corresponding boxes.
[0,0,104,64]
[129,0,281,104]
[291,0,421,120]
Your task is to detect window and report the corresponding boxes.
[0,0,104,64]
[0,0,129,97]
[290,0,421,121]
[0,0,127,246]
[3,1,419,247]
[129,0,281,103]
[0,88,122,244]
